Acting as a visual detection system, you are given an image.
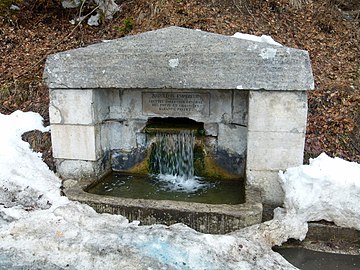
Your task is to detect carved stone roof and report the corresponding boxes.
[44,26,314,90]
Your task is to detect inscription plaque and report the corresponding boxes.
[142,92,210,117]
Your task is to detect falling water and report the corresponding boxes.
[153,130,195,179]
[152,130,209,192]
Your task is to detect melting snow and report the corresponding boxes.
[0,111,359,269]
[169,58,180,68]
[232,32,282,46]
[259,48,278,59]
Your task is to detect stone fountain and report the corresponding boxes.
[44,27,314,233]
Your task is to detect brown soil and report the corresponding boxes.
[0,0,359,169]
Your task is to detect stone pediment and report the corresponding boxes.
[44,26,314,90]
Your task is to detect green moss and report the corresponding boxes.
[127,150,151,175]
[127,150,240,180]
[116,17,134,34]
[193,144,205,176]
[203,156,240,180]
[0,85,11,100]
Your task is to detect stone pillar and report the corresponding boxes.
[49,89,110,179]
[246,90,308,204]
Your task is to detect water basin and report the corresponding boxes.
[86,172,245,205]
[64,121,262,234]
[64,174,262,234]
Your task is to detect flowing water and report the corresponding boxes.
[150,130,209,192]
[86,129,245,204]
[152,130,195,180]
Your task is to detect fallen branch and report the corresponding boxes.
[232,0,258,25]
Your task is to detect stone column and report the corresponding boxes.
[49,89,109,179]
[246,90,308,204]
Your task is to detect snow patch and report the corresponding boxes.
[279,153,360,230]
[169,58,179,68]
[62,0,81,9]
[0,111,67,222]
[259,48,278,59]
[247,44,259,51]
[10,4,20,11]
[63,0,120,26]
[88,14,100,26]
[232,32,282,46]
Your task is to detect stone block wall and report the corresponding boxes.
[50,88,249,180]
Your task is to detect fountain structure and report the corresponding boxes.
[44,27,314,233]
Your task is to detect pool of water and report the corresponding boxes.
[86,172,245,205]
[274,247,360,270]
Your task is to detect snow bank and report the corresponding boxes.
[0,111,295,269]
[279,153,360,230]
[0,111,359,269]
[0,111,67,222]
[0,209,296,269]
